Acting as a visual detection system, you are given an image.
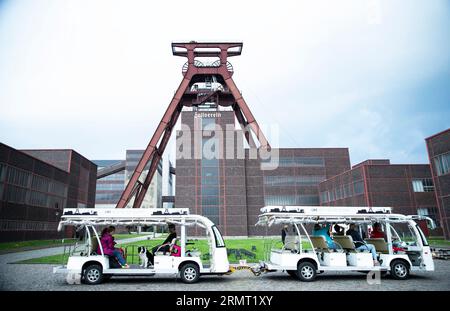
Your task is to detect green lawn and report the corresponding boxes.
[428,238,450,247]
[17,253,69,264]
[0,239,77,252]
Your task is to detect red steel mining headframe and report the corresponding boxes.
[116,41,270,208]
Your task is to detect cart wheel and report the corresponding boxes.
[83,264,103,285]
[180,263,200,284]
[297,262,316,282]
[390,260,409,280]
[286,270,298,279]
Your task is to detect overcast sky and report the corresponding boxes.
[0,0,449,165]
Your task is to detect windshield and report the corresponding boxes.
[212,225,225,248]
[416,224,429,246]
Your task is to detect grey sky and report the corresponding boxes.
[0,0,449,165]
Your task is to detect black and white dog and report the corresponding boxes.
[137,246,152,268]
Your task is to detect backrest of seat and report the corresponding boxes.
[333,235,355,250]
[309,236,329,251]
[284,235,299,250]
[90,237,99,255]
[365,238,389,254]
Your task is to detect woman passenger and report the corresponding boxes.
[97,226,129,268]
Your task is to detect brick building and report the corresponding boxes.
[175,109,351,236]
[318,159,439,232]
[426,128,450,239]
[0,143,97,242]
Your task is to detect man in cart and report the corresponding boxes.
[148,223,177,265]
[347,223,380,265]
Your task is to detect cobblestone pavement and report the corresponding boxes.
[1,260,449,291]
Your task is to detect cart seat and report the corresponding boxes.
[334,236,370,253]
[283,235,300,251]
[310,236,333,252]
[365,238,389,254]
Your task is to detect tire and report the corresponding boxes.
[180,263,200,284]
[297,262,317,282]
[287,270,298,279]
[83,264,103,285]
[390,260,409,280]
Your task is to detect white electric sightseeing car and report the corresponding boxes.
[53,208,229,284]
[255,206,435,282]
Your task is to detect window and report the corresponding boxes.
[202,196,219,205]
[412,180,423,192]
[95,192,122,202]
[202,206,220,225]
[276,157,325,167]
[202,117,216,130]
[0,164,5,182]
[202,167,219,177]
[201,186,219,196]
[29,191,48,207]
[417,208,429,217]
[7,167,30,188]
[320,191,329,203]
[263,175,325,186]
[434,153,450,176]
[354,181,364,195]
[4,185,28,204]
[412,179,434,192]
[101,172,125,181]
[212,225,225,247]
[31,175,49,192]
[0,182,4,201]
[264,195,319,206]
[96,183,125,191]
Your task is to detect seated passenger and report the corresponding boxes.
[312,224,340,250]
[370,222,387,240]
[281,224,289,245]
[347,224,380,265]
[98,226,129,269]
[149,224,177,265]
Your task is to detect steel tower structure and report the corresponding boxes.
[116,41,269,208]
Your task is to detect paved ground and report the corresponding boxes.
[1,258,450,291]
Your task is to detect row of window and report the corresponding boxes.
[320,181,365,203]
[0,220,58,231]
[434,152,450,176]
[263,175,326,186]
[1,183,66,209]
[0,164,67,197]
[95,192,122,202]
[412,179,434,192]
[99,172,125,181]
[201,136,220,223]
[262,156,325,167]
[264,194,320,206]
[96,183,126,191]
